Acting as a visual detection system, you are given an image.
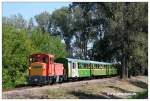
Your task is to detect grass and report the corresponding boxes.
[131,90,148,99]
[46,78,148,99]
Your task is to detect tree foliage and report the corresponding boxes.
[68,2,148,78]
[35,11,51,33]
[3,19,67,89]
[2,24,35,88]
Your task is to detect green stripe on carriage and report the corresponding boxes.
[78,69,91,77]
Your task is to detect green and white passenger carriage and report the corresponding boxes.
[55,58,118,80]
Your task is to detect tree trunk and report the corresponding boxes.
[120,2,129,79]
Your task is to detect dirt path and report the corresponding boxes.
[2,76,148,99]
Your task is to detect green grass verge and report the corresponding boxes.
[131,90,148,99]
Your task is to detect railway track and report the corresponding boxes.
[3,76,118,93]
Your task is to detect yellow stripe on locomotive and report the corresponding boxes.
[29,62,46,76]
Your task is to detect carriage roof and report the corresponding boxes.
[66,58,114,65]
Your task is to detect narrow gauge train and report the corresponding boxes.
[28,53,118,85]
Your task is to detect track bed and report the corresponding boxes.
[2,76,148,99]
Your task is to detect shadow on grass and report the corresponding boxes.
[15,84,28,88]
[128,80,148,89]
[69,91,121,99]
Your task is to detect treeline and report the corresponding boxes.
[2,17,67,89]
[2,2,148,89]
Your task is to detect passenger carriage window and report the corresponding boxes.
[88,64,90,69]
[99,64,100,69]
[86,64,88,69]
[80,63,82,68]
[84,64,86,68]
[78,63,79,68]
[78,63,81,68]
[84,64,86,69]
[85,64,87,69]
[80,63,82,69]
[89,64,91,69]
[93,64,94,69]
[81,63,83,69]
[73,63,76,69]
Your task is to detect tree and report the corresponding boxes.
[30,30,68,58]
[51,7,73,57]
[2,24,35,88]
[70,2,148,78]
[27,17,34,31]
[105,2,148,78]
[35,11,51,33]
[3,13,27,29]
[69,2,113,59]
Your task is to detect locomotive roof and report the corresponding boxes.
[66,58,114,65]
[31,53,54,58]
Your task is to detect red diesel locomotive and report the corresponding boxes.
[28,54,64,85]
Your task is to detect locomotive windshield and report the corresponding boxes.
[29,57,49,63]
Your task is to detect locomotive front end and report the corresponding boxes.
[29,62,47,85]
[28,54,50,85]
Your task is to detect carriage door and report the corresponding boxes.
[71,61,78,78]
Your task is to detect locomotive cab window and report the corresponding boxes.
[43,58,49,63]
[29,57,38,63]
[49,58,54,63]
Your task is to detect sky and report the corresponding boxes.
[2,2,71,20]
